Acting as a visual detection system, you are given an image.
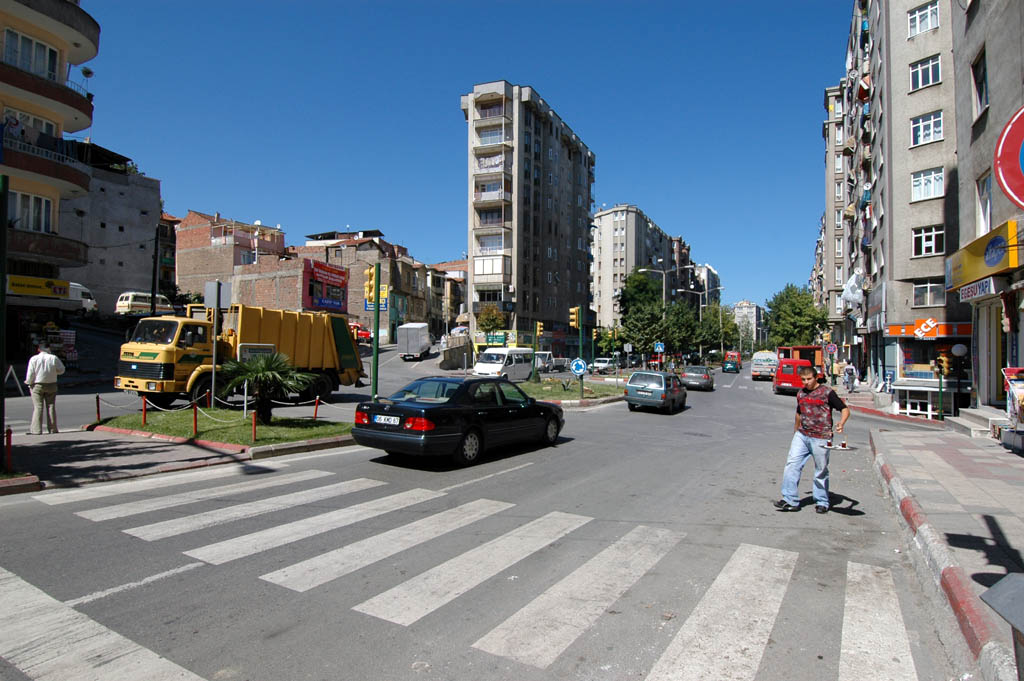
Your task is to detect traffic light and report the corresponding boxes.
[536,321,544,336]
[593,328,600,340]
[569,306,579,329]
[937,354,951,376]
[364,265,376,300]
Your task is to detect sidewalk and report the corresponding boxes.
[870,429,1022,681]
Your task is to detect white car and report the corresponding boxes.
[591,357,617,374]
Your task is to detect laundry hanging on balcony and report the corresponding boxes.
[857,75,871,101]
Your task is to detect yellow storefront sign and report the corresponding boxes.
[7,275,69,298]
[945,220,1019,290]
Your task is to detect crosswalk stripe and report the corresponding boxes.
[0,566,209,680]
[472,525,683,668]
[184,488,445,565]
[353,511,591,626]
[838,562,919,681]
[261,498,515,592]
[75,469,334,522]
[123,478,387,541]
[32,461,288,506]
[645,543,797,681]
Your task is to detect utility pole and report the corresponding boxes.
[150,224,159,316]
[0,175,8,440]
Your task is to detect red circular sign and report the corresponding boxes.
[994,104,1024,211]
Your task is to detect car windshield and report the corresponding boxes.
[627,373,664,389]
[131,320,179,344]
[387,379,460,403]
[479,352,505,364]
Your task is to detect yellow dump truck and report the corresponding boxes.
[115,304,366,407]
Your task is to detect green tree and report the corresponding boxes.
[697,303,739,356]
[218,353,316,425]
[765,284,828,347]
[621,302,665,359]
[618,271,663,317]
[476,304,506,333]
[664,302,698,355]
[596,328,621,356]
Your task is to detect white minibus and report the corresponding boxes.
[472,347,534,381]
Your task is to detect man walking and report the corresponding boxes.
[843,362,859,393]
[24,342,65,435]
[773,365,850,513]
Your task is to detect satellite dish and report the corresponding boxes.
[81,67,94,78]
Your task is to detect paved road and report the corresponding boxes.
[0,366,956,680]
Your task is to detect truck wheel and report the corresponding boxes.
[190,377,212,406]
[315,374,334,401]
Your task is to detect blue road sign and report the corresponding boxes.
[654,342,665,353]
[570,358,587,376]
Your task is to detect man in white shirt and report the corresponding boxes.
[24,342,65,434]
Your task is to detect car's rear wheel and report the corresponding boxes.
[627,403,637,412]
[541,417,560,445]
[453,429,482,466]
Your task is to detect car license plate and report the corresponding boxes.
[373,415,400,425]
[636,390,651,396]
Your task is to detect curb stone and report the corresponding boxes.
[848,404,949,428]
[250,435,356,459]
[0,474,41,495]
[542,395,624,408]
[869,431,1018,681]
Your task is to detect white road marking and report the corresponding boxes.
[0,566,209,680]
[438,462,534,492]
[645,543,797,681]
[124,478,387,541]
[838,562,919,681]
[76,469,334,522]
[473,525,683,668]
[353,511,591,626]
[32,461,288,505]
[261,498,514,592]
[184,488,445,565]
[64,562,205,607]
[272,446,375,463]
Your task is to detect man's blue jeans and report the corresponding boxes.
[780,431,830,508]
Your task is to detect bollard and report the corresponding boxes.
[95,394,101,423]
[206,390,211,409]
[251,411,256,444]
[314,396,320,421]
[142,395,147,426]
[4,427,11,473]
[192,400,198,437]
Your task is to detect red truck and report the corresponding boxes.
[776,346,825,379]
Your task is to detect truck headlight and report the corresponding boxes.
[115,378,121,387]
[147,382,157,391]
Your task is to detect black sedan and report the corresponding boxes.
[352,376,564,465]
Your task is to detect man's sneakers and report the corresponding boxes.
[773,499,800,512]
[816,505,829,514]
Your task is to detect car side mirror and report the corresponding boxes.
[527,397,536,405]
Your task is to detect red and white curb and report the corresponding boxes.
[869,432,1017,681]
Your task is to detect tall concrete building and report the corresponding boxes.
[1,0,98,358]
[733,300,766,350]
[944,0,1024,409]
[821,82,848,345]
[835,0,966,416]
[591,204,689,328]
[461,81,595,356]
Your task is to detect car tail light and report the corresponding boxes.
[403,417,435,431]
[354,411,369,425]
[623,389,628,396]
[703,374,709,379]
[660,393,666,400]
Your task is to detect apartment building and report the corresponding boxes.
[175,210,287,296]
[693,264,721,306]
[822,82,849,347]
[461,81,595,356]
[836,0,967,416]
[591,204,683,328]
[733,300,767,350]
[945,0,1024,408]
[1,0,98,358]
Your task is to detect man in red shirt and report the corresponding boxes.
[773,365,850,513]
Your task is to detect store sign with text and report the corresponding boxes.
[958,276,1003,303]
[6,275,68,298]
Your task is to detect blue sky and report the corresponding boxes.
[83,1,852,307]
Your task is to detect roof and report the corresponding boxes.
[430,259,468,271]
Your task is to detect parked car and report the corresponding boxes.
[773,358,812,395]
[624,371,686,413]
[680,365,714,391]
[349,323,372,343]
[352,376,564,465]
[591,357,618,374]
[551,357,570,372]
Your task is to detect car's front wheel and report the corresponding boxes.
[453,429,482,466]
[541,417,560,446]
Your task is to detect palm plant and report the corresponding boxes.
[217,352,316,425]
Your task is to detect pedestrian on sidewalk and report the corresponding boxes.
[24,342,65,435]
[773,365,850,514]
[843,363,859,393]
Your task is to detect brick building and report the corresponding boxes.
[175,210,286,296]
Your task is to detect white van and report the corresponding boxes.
[473,347,534,381]
[534,351,553,372]
[68,282,97,316]
[115,291,174,316]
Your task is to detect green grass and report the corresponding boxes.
[519,378,624,400]
[100,407,352,447]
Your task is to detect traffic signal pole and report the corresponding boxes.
[371,263,381,401]
[578,321,584,401]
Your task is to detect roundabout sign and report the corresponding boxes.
[994,104,1024,211]
[570,358,587,376]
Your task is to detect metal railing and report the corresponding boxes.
[0,50,90,98]
[2,135,90,174]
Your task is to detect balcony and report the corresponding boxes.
[474,220,511,236]
[473,271,511,286]
[473,132,514,153]
[473,155,512,177]
[475,246,511,257]
[7,227,88,267]
[0,58,93,132]
[473,190,512,207]
[2,134,90,195]
[4,0,99,64]
[473,111,512,128]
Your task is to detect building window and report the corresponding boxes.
[835,181,843,201]
[835,265,843,285]
[972,49,989,118]
[7,191,52,233]
[910,55,941,91]
[835,294,843,315]
[911,168,944,201]
[977,172,992,236]
[908,1,939,37]
[835,210,842,229]
[835,237,842,258]
[2,29,58,81]
[2,107,56,136]
[910,111,942,146]
[834,153,843,174]
[913,280,945,307]
[912,225,945,256]
[835,126,843,146]
[834,99,843,118]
